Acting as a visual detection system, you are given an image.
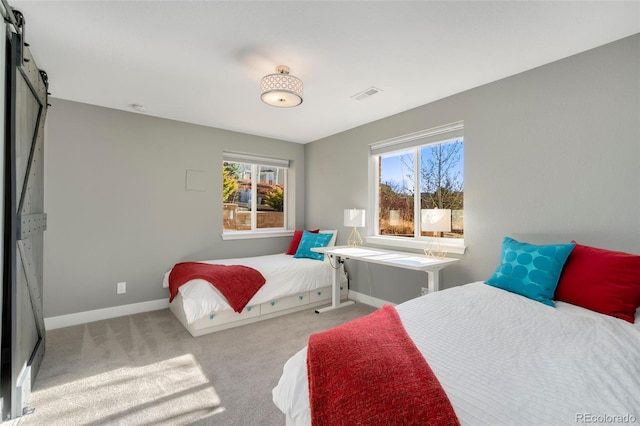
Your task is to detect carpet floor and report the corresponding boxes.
[17,302,376,426]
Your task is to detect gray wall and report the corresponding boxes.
[44,100,305,317]
[44,34,639,317]
[306,34,640,304]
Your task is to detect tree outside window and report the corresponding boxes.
[377,138,463,239]
[223,161,287,231]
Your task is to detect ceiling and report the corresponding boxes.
[9,1,640,144]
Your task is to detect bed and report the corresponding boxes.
[164,230,348,337]
[273,238,640,425]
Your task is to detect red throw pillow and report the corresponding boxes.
[286,229,319,255]
[555,243,640,323]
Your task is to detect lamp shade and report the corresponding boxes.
[260,65,303,107]
[344,209,366,227]
[421,209,451,232]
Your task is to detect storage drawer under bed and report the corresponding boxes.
[309,284,347,303]
[261,291,310,315]
[201,304,261,326]
[171,283,350,336]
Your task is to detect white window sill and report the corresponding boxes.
[221,230,294,241]
[365,235,466,255]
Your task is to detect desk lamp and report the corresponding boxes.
[344,209,366,247]
[421,208,451,259]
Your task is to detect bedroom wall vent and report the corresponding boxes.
[351,86,382,101]
[260,65,303,107]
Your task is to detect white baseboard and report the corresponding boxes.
[45,299,170,330]
[348,290,394,309]
[44,292,391,331]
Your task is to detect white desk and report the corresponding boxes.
[312,245,459,313]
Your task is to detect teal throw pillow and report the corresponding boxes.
[485,236,576,306]
[294,231,333,261]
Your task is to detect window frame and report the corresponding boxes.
[367,122,466,254]
[222,152,292,240]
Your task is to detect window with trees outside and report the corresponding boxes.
[223,152,289,233]
[371,122,464,250]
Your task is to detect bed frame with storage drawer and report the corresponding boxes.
[170,284,349,337]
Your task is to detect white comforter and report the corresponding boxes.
[163,254,345,324]
[273,282,640,425]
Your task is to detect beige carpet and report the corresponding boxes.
[17,303,375,426]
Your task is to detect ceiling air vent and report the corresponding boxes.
[350,86,383,101]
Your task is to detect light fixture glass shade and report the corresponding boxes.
[260,65,303,108]
[421,209,452,233]
[344,209,366,227]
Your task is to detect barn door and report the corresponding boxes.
[0,9,48,420]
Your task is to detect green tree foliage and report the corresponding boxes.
[265,186,284,212]
[224,162,242,180]
[223,163,238,202]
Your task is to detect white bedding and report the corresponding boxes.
[163,253,345,324]
[273,282,640,425]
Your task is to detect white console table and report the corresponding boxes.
[311,245,459,313]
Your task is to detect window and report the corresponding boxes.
[369,122,464,253]
[223,152,289,234]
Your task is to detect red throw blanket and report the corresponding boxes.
[307,304,460,426]
[168,262,266,313]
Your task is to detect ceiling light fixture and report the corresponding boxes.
[260,65,303,108]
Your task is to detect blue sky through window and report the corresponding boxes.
[380,138,464,194]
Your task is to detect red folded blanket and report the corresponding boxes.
[168,262,266,313]
[307,304,459,426]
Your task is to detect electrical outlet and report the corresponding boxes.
[421,287,429,296]
[117,282,126,294]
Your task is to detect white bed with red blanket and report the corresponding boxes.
[164,253,348,337]
[274,239,640,425]
[274,282,640,425]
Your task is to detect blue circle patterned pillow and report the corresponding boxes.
[485,237,576,306]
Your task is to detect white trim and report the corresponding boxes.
[365,235,466,255]
[223,151,290,168]
[348,290,394,309]
[224,160,290,233]
[368,123,466,252]
[221,230,294,240]
[370,121,464,156]
[45,299,169,330]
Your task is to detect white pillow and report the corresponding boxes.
[317,230,338,263]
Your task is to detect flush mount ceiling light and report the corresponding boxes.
[260,65,303,108]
